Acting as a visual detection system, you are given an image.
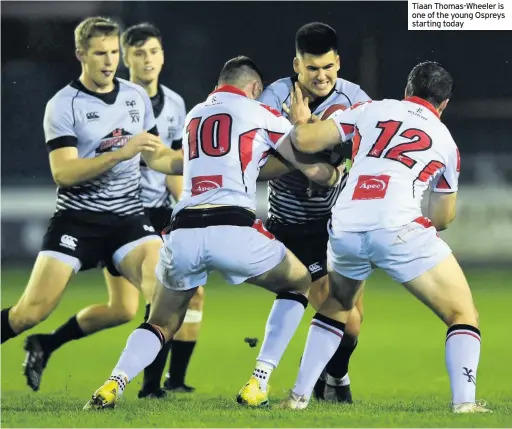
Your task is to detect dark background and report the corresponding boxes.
[2,1,512,185]
[2,1,511,267]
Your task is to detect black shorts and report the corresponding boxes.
[266,217,330,281]
[41,210,159,276]
[144,206,173,235]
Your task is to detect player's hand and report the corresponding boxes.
[283,82,311,125]
[118,132,162,161]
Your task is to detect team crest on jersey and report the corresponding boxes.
[96,128,132,153]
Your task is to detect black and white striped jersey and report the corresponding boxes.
[258,76,371,224]
[43,78,157,216]
[140,84,186,209]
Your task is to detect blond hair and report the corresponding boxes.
[74,16,120,51]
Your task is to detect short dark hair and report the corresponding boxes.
[295,22,338,56]
[218,56,263,86]
[405,61,453,107]
[121,22,162,50]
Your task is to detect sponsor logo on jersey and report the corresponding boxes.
[352,174,390,200]
[191,175,223,196]
[96,128,132,153]
[86,112,100,121]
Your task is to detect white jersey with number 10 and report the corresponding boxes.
[172,85,292,216]
[329,96,460,232]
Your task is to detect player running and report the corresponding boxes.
[84,56,341,410]
[0,17,181,389]
[257,22,371,402]
[279,61,491,414]
[121,22,204,398]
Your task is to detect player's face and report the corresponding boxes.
[294,51,340,98]
[124,37,164,84]
[81,36,120,90]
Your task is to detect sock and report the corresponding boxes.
[112,323,164,383]
[325,333,358,380]
[1,307,17,344]
[445,324,481,405]
[167,340,197,387]
[39,315,86,354]
[252,361,274,392]
[256,292,308,369]
[293,313,345,398]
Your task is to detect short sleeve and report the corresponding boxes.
[43,96,78,152]
[431,146,460,193]
[260,104,293,150]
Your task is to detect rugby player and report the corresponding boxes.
[122,22,204,398]
[0,17,181,392]
[83,56,342,410]
[258,22,371,402]
[279,62,491,414]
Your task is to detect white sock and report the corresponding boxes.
[256,293,308,368]
[111,326,163,388]
[445,324,481,405]
[293,314,344,398]
[252,361,274,392]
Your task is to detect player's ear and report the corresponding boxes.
[293,57,300,74]
[122,54,130,69]
[438,99,449,115]
[335,54,341,72]
[75,49,84,63]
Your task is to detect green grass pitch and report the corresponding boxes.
[1,267,511,427]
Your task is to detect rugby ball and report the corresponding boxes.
[319,104,347,120]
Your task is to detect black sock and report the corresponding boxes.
[167,340,196,386]
[141,342,171,391]
[140,303,167,391]
[1,307,17,344]
[40,315,85,354]
[325,333,358,379]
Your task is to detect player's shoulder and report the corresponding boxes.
[262,77,293,101]
[117,78,149,100]
[160,84,185,106]
[334,78,370,103]
[47,83,80,107]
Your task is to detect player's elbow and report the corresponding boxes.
[291,125,316,153]
[52,170,76,188]
[432,212,456,231]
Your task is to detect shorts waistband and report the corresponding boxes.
[168,206,256,232]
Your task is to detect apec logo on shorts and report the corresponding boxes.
[60,235,78,250]
[352,175,390,200]
[191,175,223,196]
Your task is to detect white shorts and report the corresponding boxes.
[327,217,452,283]
[156,222,287,291]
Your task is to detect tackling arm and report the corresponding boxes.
[142,144,183,175]
[276,136,340,187]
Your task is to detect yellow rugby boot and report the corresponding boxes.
[236,376,269,407]
[83,375,126,410]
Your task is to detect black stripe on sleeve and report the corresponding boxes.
[46,136,78,152]
[148,125,159,136]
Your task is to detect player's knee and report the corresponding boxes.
[110,303,138,324]
[11,304,46,330]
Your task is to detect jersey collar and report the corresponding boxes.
[210,85,247,97]
[404,96,440,119]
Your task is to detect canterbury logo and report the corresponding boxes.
[86,112,100,120]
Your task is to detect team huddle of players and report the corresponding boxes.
[0,17,490,414]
